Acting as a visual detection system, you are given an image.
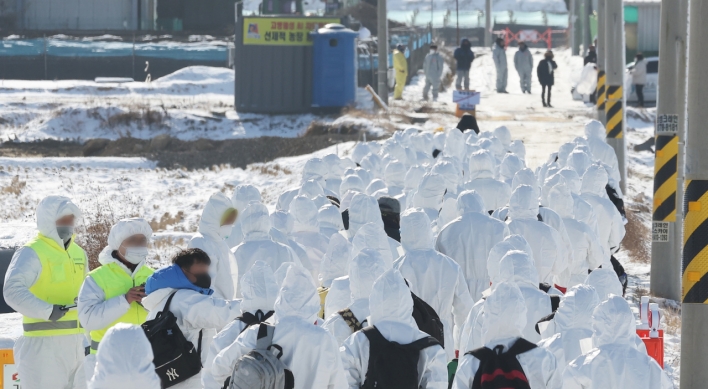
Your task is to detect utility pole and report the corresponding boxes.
[484,0,491,47]
[604,0,626,193]
[650,0,687,301]
[570,0,577,55]
[377,0,388,105]
[579,0,588,53]
[596,0,606,125]
[681,2,708,387]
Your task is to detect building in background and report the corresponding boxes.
[624,0,660,60]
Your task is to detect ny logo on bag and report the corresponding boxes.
[166,368,180,381]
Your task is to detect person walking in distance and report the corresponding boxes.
[631,53,647,108]
[454,38,475,90]
[393,44,408,100]
[514,42,534,94]
[537,50,558,107]
[492,37,508,93]
[423,44,445,101]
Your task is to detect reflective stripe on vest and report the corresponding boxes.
[88,261,153,353]
[23,234,86,337]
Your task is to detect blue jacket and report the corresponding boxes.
[454,39,475,70]
[145,264,214,296]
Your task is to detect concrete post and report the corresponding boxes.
[650,0,687,301]
[595,0,606,125]
[484,0,492,47]
[681,2,708,387]
[570,0,577,55]
[604,0,626,193]
[377,0,388,104]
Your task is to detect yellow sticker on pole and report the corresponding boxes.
[243,18,339,46]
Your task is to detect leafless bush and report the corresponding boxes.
[663,306,681,335]
[1,176,26,196]
[623,211,650,263]
[149,211,185,231]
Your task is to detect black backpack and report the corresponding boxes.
[237,310,275,331]
[142,291,203,388]
[361,326,440,389]
[405,281,445,348]
[468,338,536,389]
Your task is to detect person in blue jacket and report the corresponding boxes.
[454,38,475,90]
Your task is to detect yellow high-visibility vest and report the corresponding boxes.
[87,261,154,353]
[23,234,86,337]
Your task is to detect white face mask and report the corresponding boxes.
[123,247,149,265]
[219,225,233,240]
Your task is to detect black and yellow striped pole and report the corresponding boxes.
[603,0,626,192]
[595,0,606,125]
[596,70,606,124]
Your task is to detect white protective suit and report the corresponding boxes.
[321,249,388,345]
[548,184,605,286]
[318,204,344,241]
[318,233,352,289]
[506,185,567,286]
[563,296,673,389]
[211,266,347,389]
[269,211,312,271]
[581,165,625,255]
[189,192,237,299]
[436,190,509,300]
[323,154,345,197]
[383,160,407,197]
[341,269,448,389]
[231,203,300,297]
[453,282,562,389]
[78,217,154,380]
[493,126,512,151]
[537,284,600,375]
[299,180,331,209]
[584,120,622,186]
[464,151,512,211]
[346,192,382,238]
[366,179,387,197]
[393,209,474,360]
[411,173,446,224]
[4,196,88,389]
[584,268,623,301]
[88,323,160,389]
[352,222,399,267]
[361,153,384,180]
[226,184,262,248]
[500,153,526,186]
[289,196,330,280]
[142,286,241,389]
[202,261,279,389]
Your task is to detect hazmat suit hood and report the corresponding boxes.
[349,248,388,301]
[88,323,161,389]
[567,150,593,176]
[385,160,407,188]
[592,295,636,347]
[318,204,344,235]
[400,208,434,252]
[318,234,352,288]
[581,164,609,196]
[231,185,262,213]
[240,203,272,241]
[487,235,534,281]
[456,190,485,216]
[199,192,235,240]
[558,168,582,194]
[512,168,537,191]
[323,153,345,178]
[432,161,462,195]
[541,173,565,207]
[274,262,296,287]
[433,132,446,152]
[299,179,325,200]
[340,175,366,197]
[548,183,575,219]
[348,193,383,235]
[404,165,426,192]
[289,196,320,234]
[352,222,394,266]
[352,143,372,164]
[482,282,527,344]
[585,268,623,301]
[361,153,384,179]
[366,179,387,196]
[101,218,153,266]
[36,195,82,247]
[302,158,328,183]
[444,128,467,161]
[412,173,446,211]
[508,185,540,220]
[554,284,600,333]
[558,142,577,167]
[584,119,606,140]
[495,251,539,287]
[368,269,420,343]
[500,153,525,185]
[240,260,279,314]
[273,265,320,323]
[468,151,496,180]
[509,140,526,160]
[493,125,512,147]
[270,211,294,235]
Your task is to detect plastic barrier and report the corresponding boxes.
[637,300,664,368]
[0,349,19,389]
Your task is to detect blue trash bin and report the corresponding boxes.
[311,24,358,108]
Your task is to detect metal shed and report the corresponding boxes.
[625,0,661,53]
[18,0,136,30]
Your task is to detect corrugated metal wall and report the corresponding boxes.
[637,3,661,52]
[23,0,133,30]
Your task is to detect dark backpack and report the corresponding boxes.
[605,184,626,219]
[361,326,440,389]
[237,310,275,331]
[142,291,202,388]
[468,338,537,389]
[405,281,445,347]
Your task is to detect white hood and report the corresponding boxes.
[349,248,388,301]
[231,184,262,212]
[493,125,512,147]
[274,262,296,287]
[385,161,407,188]
[361,153,384,179]
[444,128,467,161]
[468,151,496,180]
[273,265,320,323]
[554,284,600,333]
[495,251,539,287]
[548,183,574,219]
[241,203,272,241]
[348,193,383,235]
[487,235,534,281]
[400,208,434,252]
[482,282,527,344]
[106,217,153,252]
[270,210,294,235]
[541,173,565,207]
[317,204,344,233]
[352,222,394,267]
[368,269,421,343]
[509,140,526,160]
[404,165,426,192]
[567,150,593,176]
[318,234,352,288]
[558,168,582,194]
[240,260,279,314]
[199,192,234,240]
[500,154,525,185]
[412,173,446,211]
[302,158,328,182]
[508,185,539,220]
[581,164,609,196]
[352,143,372,164]
[299,180,325,199]
[558,142,577,167]
[584,119,606,141]
[340,175,366,198]
[289,196,320,234]
[512,168,537,191]
[366,179,387,196]
[584,268,623,301]
[592,295,636,347]
[456,190,485,216]
[431,160,462,195]
[36,195,82,246]
[89,323,161,389]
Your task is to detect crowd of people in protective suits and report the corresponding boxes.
[4,118,673,389]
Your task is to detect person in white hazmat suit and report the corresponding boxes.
[500,153,526,186]
[464,150,511,212]
[347,192,402,258]
[202,260,279,389]
[584,268,624,301]
[435,190,509,300]
[453,282,562,389]
[87,323,161,389]
[423,44,445,101]
[78,217,154,381]
[269,211,311,268]
[322,248,388,345]
[142,248,241,389]
[341,268,448,389]
[188,192,238,299]
[506,185,568,287]
[318,234,352,319]
[318,204,344,241]
[383,160,407,198]
[211,265,347,389]
[492,38,509,93]
[226,184,262,248]
[288,195,330,280]
[514,42,534,93]
[584,120,622,186]
[563,296,673,389]
[4,196,88,389]
[231,203,300,296]
[547,184,606,286]
[581,164,626,256]
[393,209,474,360]
[411,173,447,224]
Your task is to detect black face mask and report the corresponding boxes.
[192,273,212,289]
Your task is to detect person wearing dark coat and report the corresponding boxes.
[454,39,475,90]
[584,45,597,65]
[537,51,558,108]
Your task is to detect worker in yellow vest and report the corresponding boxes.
[393,44,408,100]
[77,217,154,382]
[3,196,88,389]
